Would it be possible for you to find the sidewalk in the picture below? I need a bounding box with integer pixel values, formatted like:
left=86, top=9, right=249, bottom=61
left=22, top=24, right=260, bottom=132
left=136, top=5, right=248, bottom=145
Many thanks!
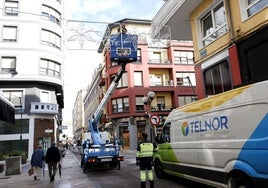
left=0, top=149, right=82, bottom=188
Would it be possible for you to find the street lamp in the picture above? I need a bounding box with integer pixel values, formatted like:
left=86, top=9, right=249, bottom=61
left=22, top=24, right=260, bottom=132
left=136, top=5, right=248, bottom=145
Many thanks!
left=142, top=91, right=156, bottom=142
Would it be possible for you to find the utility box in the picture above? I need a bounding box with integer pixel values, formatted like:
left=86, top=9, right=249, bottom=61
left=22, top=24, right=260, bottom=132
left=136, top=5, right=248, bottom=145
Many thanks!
left=5, top=156, right=21, bottom=175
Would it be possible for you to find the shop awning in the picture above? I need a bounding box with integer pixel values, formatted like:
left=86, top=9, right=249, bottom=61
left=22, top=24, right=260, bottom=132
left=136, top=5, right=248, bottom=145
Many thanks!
left=0, top=94, right=15, bottom=124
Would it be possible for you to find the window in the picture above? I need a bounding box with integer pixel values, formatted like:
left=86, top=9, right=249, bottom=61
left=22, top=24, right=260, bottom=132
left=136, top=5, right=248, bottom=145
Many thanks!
left=160, top=122, right=170, bottom=143
left=156, top=96, right=165, bottom=111
left=137, top=120, right=146, bottom=138
left=40, top=58, right=61, bottom=78
left=117, top=73, right=128, bottom=87
left=204, top=60, right=232, bottom=96
left=178, top=95, right=197, bottom=107
left=200, top=1, right=227, bottom=46
left=237, top=26, right=268, bottom=84
left=135, top=48, right=141, bottom=62
left=150, top=74, right=163, bottom=86
left=2, top=90, right=24, bottom=109
left=149, top=51, right=161, bottom=63
left=41, top=29, right=61, bottom=49
left=5, top=0, right=19, bottom=15
left=135, top=96, right=145, bottom=111
left=134, top=71, right=143, bottom=86
left=42, top=5, right=61, bottom=26
left=174, top=51, right=194, bottom=64
left=240, top=0, right=267, bottom=20
left=176, top=72, right=196, bottom=86
left=0, top=119, right=29, bottom=134
left=112, top=97, right=129, bottom=113
left=1, top=56, right=16, bottom=74
left=40, top=91, right=50, bottom=103
left=3, top=26, right=17, bottom=42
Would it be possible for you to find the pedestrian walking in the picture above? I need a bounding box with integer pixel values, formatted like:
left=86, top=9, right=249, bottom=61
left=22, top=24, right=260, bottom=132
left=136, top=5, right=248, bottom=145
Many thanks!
left=58, top=141, right=65, bottom=178
left=81, top=140, right=87, bottom=167
left=31, top=144, right=45, bottom=181
left=45, top=142, right=61, bottom=182
left=136, top=133, right=156, bottom=188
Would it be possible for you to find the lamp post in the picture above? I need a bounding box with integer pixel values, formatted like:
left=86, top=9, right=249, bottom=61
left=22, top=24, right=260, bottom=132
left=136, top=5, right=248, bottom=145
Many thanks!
left=142, top=91, right=156, bottom=142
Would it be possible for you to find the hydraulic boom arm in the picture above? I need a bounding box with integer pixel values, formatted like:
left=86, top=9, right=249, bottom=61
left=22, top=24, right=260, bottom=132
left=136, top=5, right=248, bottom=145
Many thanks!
left=89, top=63, right=127, bottom=145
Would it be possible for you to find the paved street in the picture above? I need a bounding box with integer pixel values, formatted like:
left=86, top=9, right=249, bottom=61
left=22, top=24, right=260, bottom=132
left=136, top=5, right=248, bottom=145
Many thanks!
left=0, top=149, right=211, bottom=188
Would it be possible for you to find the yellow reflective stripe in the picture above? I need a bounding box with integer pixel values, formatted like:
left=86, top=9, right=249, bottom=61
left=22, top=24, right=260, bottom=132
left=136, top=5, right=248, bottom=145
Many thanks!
left=140, top=170, right=146, bottom=181
left=148, top=170, right=154, bottom=181
left=140, top=143, right=153, bottom=157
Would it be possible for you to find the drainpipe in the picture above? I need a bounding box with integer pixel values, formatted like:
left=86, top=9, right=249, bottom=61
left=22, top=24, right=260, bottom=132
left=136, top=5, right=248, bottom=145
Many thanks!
left=225, top=0, right=236, bottom=44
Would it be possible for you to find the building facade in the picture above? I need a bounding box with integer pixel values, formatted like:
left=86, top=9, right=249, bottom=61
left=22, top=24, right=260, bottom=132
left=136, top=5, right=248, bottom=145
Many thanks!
left=81, top=18, right=196, bottom=150
left=0, top=0, right=64, bottom=160
left=83, top=64, right=105, bottom=138
left=72, top=89, right=86, bottom=144
left=152, top=0, right=268, bottom=99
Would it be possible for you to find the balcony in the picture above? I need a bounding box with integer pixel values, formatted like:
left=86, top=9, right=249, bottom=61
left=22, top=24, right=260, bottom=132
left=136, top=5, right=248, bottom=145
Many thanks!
left=149, top=80, right=174, bottom=86
left=151, top=0, right=202, bottom=40
left=148, top=59, right=171, bottom=64
left=151, top=105, right=174, bottom=112
left=30, top=102, right=58, bottom=115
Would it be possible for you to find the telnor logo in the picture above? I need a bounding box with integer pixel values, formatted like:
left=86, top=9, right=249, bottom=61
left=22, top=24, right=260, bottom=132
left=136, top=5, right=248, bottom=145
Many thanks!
left=182, top=116, right=228, bottom=136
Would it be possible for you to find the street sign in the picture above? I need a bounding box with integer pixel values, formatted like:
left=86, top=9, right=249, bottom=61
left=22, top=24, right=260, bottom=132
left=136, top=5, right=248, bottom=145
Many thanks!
left=45, top=128, right=53, bottom=133
left=58, top=126, right=68, bottom=130
left=150, top=115, right=160, bottom=126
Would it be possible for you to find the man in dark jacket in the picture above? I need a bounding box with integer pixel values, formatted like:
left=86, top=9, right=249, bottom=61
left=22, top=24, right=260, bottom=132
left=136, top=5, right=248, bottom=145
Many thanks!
left=45, top=142, right=61, bottom=182
left=31, top=144, right=45, bottom=181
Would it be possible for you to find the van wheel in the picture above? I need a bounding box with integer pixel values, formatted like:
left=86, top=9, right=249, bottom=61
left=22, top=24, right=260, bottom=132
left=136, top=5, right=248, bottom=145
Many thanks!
left=228, top=175, right=255, bottom=188
left=154, top=160, right=165, bottom=178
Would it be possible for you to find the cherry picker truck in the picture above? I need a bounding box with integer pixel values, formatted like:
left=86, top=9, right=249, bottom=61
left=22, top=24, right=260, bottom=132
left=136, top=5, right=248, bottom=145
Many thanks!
left=82, top=26, right=138, bottom=172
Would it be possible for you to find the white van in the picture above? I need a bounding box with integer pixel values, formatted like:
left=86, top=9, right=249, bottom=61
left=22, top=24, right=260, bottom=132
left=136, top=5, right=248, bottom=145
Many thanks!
left=154, top=80, right=268, bottom=188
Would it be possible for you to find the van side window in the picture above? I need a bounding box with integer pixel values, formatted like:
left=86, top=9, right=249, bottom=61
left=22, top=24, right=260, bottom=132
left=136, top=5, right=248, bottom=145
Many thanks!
left=161, top=123, right=170, bottom=143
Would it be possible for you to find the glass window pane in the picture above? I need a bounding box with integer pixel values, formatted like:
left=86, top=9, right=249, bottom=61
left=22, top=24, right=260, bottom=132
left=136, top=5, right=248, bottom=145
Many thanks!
left=134, top=72, right=142, bottom=86
left=122, top=73, right=128, bottom=87
left=212, top=66, right=222, bottom=94
left=42, top=30, right=49, bottom=41
left=202, top=13, right=213, bottom=37
left=2, top=57, right=15, bottom=68
left=204, top=69, right=214, bottom=95
left=3, top=26, right=17, bottom=40
left=221, top=61, right=232, bottom=91
left=214, top=2, right=226, bottom=28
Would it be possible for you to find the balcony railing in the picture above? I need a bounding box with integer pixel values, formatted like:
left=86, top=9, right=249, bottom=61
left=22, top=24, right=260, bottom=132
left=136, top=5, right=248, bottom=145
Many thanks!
left=148, top=59, right=171, bottom=64
left=149, top=80, right=174, bottom=86
left=151, top=105, right=174, bottom=112
left=30, top=102, right=58, bottom=115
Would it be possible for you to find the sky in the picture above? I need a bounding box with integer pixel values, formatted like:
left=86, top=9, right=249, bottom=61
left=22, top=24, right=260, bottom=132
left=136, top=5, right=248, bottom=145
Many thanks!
left=62, top=0, right=165, bottom=136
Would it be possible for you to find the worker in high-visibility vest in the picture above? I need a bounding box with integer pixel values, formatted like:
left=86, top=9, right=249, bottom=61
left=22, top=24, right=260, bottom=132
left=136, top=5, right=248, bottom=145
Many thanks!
left=136, top=133, right=156, bottom=188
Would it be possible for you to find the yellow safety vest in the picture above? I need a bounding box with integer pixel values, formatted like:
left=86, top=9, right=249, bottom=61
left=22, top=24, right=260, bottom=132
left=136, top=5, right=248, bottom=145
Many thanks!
left=137, top=142, right=154, bottom=158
